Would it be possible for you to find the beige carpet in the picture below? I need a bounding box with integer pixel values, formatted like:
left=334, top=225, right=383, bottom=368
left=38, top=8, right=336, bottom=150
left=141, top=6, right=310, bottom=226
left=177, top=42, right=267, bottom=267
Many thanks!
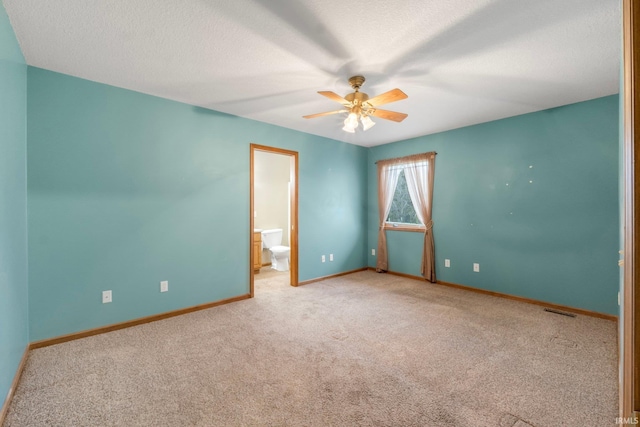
left=4, top=271, right=617, bottom=426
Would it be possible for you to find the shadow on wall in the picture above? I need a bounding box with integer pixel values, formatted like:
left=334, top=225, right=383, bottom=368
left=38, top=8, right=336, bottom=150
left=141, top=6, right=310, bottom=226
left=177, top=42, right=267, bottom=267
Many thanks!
left=191, top=106, right=241, bottom=119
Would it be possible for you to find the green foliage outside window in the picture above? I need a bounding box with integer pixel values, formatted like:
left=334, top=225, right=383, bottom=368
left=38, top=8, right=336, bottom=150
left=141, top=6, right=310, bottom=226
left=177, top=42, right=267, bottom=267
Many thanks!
left=387, top=170, right=420, bottom=224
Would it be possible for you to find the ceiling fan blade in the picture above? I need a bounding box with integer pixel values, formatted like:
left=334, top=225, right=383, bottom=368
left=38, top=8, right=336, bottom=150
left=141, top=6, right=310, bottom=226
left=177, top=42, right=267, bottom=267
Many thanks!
left=318, top=91, right=351, bottom=105
left=365, top=89, right=408, bottom=107
left=369, top=109, right=408, bottom=122
left=303, top=109, right=347, bottom=119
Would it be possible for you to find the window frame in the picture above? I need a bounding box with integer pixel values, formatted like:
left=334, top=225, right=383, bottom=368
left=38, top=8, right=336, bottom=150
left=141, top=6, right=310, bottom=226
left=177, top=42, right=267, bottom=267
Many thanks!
left=382, top=222, right=426, bottom=232
left=383, top=164, right=426, bottom=233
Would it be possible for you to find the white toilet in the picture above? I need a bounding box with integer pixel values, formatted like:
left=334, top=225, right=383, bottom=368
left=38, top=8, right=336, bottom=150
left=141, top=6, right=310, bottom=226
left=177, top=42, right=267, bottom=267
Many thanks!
left=261, top=228, right=290, bottom=272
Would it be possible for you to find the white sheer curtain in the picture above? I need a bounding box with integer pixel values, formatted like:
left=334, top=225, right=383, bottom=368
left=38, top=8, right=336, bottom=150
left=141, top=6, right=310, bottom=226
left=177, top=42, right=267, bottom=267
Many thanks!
left=403, top=152, right=436, bottom=282
left=376, top=162, right=402, bottom=272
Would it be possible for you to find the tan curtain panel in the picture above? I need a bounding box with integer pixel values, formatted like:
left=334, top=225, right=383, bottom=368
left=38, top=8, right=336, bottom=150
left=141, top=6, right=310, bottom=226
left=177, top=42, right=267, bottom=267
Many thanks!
left=376, top=152, right=437, bottom=280
left=403, top=152, right=436, bottom=282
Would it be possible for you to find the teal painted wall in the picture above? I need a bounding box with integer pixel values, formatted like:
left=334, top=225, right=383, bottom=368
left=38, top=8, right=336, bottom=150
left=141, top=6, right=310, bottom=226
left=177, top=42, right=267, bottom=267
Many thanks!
left=23, top=68, right=620, bottom=338
left=0, top=3, right=28, bottom=406
left=27, top=68, right=367, bottom=341
left=368, top=96, right=619, bottom=315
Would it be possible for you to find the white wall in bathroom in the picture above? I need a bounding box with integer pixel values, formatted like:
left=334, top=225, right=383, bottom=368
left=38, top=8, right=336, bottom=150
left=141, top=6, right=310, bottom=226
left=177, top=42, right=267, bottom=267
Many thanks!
left=254, top=150, right=290, bottom=247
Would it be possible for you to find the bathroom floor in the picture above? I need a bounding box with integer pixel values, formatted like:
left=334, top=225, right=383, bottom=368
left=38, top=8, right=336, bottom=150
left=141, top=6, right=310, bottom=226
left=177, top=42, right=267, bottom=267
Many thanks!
left=255, top=266, right=290, bottom=292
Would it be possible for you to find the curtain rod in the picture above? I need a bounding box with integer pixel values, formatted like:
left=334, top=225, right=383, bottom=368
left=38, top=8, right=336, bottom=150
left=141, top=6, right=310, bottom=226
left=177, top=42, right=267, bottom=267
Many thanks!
left=375, top=151, right=437, bottom=164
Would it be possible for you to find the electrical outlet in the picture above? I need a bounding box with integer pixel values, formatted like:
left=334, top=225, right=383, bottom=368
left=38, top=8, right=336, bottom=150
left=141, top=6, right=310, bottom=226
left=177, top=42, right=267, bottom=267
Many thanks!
left=473, top=263, right=480, bottom=272
left=160, top=281, right=168, bottom=293
left=445, top=259, right=450, bottom=268
left=102, top=290, right=112, bottom=304
left=372, top=249, right=376, bottom=256
left=329, top=254, right=334, bottom=261
left=321, top=255, right=326, bottom=263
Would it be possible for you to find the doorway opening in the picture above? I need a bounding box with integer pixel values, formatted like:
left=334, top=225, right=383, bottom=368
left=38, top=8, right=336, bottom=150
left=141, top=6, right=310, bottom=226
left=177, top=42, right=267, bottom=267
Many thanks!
left=250, top=144, right=298, bottom=296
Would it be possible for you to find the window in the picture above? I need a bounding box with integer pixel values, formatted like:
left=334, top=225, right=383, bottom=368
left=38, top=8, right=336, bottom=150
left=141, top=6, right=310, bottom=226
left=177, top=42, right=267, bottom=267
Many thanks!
left=386, top=170, right=420, bottom=225
left=382, top=160, right=430, bottom=232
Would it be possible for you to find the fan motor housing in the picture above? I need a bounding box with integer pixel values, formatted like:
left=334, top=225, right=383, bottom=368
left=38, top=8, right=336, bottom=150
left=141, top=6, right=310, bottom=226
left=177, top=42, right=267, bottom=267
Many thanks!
left=345, top=91, right=369, bottom=105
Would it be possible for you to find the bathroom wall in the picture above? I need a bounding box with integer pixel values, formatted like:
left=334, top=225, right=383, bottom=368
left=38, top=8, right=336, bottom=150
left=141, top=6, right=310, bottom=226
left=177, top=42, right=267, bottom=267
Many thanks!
left=27, top=67, right=368, bottom=341
left=0, top=2, right=28, bottom=410
left=368, top=95, right=619, bottom=315
left=254, top=150, right=290, bottom=248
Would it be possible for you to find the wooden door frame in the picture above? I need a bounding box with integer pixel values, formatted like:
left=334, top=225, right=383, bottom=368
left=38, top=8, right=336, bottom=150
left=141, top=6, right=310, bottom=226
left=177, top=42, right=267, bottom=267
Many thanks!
left=249, top=143, right=299, bottom=297
left=622, top=0, right=639, bottom=418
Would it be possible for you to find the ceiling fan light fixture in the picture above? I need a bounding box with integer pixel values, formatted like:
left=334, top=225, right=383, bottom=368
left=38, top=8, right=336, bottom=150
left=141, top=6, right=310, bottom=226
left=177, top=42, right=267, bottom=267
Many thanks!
left=344, top=112, right=358, bottom=127
left=361, top=115, right=375, bottom=131
left=304, top=76, right=408, bottom=133
left=342, top=111, right=358, bottom=133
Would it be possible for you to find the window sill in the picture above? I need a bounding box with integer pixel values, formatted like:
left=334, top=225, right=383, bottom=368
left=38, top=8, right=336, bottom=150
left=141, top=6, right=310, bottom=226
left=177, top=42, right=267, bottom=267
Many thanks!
left=383, top=224, right=425, bottom=232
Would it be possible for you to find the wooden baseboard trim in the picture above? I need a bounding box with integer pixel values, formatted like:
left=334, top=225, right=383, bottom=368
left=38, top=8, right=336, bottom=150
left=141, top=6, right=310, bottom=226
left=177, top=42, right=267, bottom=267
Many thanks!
left=298, top=267, right=368, bottom=286
left=368, top=267, right=617, bottom=322
left=436, top=279, right=618, bottom=322
left=30, top=293, right=251, bottom=349
left=367, top=267, right=425, bottom=282
left=0, top=344, right=29, bottom=425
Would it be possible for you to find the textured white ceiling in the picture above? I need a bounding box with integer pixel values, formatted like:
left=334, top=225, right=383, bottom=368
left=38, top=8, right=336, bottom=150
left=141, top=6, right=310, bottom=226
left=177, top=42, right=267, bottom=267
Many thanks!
left=3, top=0, right=621, bottom=147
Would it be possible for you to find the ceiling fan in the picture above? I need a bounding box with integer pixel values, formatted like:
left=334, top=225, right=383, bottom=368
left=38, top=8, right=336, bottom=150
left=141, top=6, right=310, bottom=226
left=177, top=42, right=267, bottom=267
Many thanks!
left=303, top=76, right=408, bottom=133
